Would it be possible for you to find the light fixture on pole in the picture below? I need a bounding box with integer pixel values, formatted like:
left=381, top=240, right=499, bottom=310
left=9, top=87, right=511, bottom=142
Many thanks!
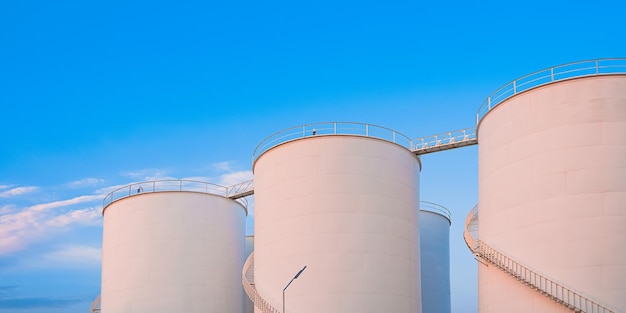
left=282, top=265, right=307, bottom=313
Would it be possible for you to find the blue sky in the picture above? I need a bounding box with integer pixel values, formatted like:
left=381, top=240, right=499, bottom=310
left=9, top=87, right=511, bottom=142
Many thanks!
left=0, top=0, right=624, bottom=312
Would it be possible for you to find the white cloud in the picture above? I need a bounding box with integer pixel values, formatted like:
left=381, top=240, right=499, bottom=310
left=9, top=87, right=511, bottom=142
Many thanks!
left=0, top=186, right=39, bottom=198
left=0, top=204, right=16, bottom=215
left=46, top=207, right=101, bottom=227
left=181, top=176, right=212, bottom=182
left=212, top=161, right=235, bottom=172
left=219, top=170, right=253, bottom=187
left=27, top=195, right=101, bottom=213
left=117, top=163, right=251, bottom=189
left=66, top=178, right=105, bottom=188
left=94, top=183, right=131, bottom=195
left=121, top=168, right=173, bottom=181
left=13, top=245, right=102, bottom=270
left=0, top=184, right=12, bottom=190
left=0, top=195, right=102, bottom=256
left=44, top=245, right=101, bottom=267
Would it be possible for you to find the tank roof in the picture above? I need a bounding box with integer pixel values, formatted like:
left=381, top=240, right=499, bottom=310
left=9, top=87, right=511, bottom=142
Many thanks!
left=102, top=179, right=248, bottom=212
left=420, top=201, right=452, bottom=224
left=476, top=58, right=626, bottom=125
left=252, top=122, right=413, bottom=163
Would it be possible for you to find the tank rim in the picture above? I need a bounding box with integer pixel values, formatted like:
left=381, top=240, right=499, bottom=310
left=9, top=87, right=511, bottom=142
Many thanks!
left=476, top=58, right=626, bottom=127
left=252, top=122, right=415, bottom=165
left=420, top=201, right=452, bottom=224
left=102, top=179, right=248, bottom=215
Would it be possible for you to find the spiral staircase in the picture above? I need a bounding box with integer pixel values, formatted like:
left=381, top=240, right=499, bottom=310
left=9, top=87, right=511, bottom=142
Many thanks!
left=463, top=206, right=615, bottom=313
left=242, top=252, right=283, bottom=313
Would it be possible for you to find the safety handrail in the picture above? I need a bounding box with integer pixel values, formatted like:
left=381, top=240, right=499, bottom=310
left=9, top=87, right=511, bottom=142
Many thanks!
left=476, top=58, right=626, bottom=124
left=463, top=205, right=479, bottom=252
left=475, top=241, right=614, bottom=313
left=463, top=206, right=614, bottom=313
left=420, top=201, right=452, bottom=224
left=252, top=122, right=413, bottom=162
left=89, top=294, right=101, bottom=313
left=102, top=180, right=248, bottom=210
left=411, top=127, right=477, bottom=155
left=242, top=252, right=282, bottom=313
left=227, top=179, right=254, bottom=199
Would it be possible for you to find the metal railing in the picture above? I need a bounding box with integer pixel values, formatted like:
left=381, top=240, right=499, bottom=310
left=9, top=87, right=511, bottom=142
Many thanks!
left=411, top=127, right=477, bottom=155
left=242, top=252, right=282, bottom=313
left=463, top=206, right=614, bottom=313
left=227, top=179, right=254, bottom=199
left=102, top=180, right=248, bottom=210
left=252, top=122, right=413, bottom=162
left=420, top=201, right=452, bottom=224
left=463, top=204, right=479, bottom=252
left=475, top=241, right=614, bottom=313
left=89, top=294, right=101, bottom=313
left=476, top=58, right=626, bottom=124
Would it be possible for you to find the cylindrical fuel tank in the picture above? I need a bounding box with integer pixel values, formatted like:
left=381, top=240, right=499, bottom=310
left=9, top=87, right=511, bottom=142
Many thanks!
left=253, top=123, right=422, bottom=313
left=477, top=74, right=626, bottom=312
left=101, top=180, right=247, bottom=313
left=419, top=201, right=451, bottom=313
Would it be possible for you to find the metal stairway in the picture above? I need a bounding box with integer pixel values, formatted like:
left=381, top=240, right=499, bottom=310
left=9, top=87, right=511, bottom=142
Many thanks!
left=89, top=294, right=101, bottom=313
left=242, top=252, right=282, bottom=313
left=463, top=206, right=615, bottom=313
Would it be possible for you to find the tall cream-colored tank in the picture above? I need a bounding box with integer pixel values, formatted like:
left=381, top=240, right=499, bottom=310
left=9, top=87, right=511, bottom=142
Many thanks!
left=100, top=180, right=247, bottom=313
left=252, top=122, right=422, bottom=313
left=476, top=59, right=626, bottom=313
left=419, top=201, right=451, bottom=313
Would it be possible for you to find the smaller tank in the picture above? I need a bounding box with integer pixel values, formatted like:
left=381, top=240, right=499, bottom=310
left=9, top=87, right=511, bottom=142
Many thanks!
left=419, top=201, right=451, bottom=313
left=100, top=180, right=248, bottom=313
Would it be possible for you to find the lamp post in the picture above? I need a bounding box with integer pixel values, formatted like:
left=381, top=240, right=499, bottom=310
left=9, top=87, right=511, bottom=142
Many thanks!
left=282, top=265, right=307, bottom=313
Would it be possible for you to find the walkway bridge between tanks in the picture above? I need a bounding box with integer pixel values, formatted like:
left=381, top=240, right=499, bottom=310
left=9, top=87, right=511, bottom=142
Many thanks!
left=226, top=179, right=254, bottom=199
left=410, top=127, right=477, bottom=155
left=463, top=206, right=616, bottom=313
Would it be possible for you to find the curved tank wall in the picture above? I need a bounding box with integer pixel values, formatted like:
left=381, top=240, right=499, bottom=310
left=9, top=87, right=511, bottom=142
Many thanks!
left=419, top=202, right=451, bottom=313
left=477, top=75, right=626, bottom=313
left=253, top=133, right=422, bottom=313
left=101, top=190, right=247, bottom=313
left=244, top=235, right=254, bottom=313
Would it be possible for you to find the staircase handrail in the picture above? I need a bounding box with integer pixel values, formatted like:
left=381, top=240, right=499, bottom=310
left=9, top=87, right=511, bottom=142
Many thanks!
left=463, top=205, right=615, bottom=313
left=463, top=204, right=479, bottom=251
left=474, top=240, right=615, bottom=313
left=242, top=252, right=282, bottom=313
left=89, top=294, right=101, bottom=313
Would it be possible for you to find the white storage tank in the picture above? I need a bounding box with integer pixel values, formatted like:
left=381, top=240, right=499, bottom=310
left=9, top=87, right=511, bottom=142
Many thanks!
left=476, top=60, right=626, bottom=313
left=252, top=122, right=422, bottom=313
left=419, top=201, right=451, bottom=313
left=100, top=180, right=247, bottom=313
